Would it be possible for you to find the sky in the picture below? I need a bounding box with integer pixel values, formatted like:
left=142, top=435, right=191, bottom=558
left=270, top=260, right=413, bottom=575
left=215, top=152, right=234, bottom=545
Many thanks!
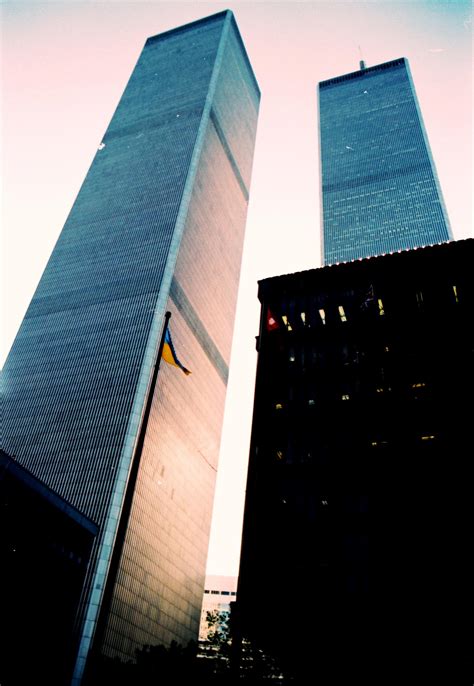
left=1, top=0, right=472, bottom=577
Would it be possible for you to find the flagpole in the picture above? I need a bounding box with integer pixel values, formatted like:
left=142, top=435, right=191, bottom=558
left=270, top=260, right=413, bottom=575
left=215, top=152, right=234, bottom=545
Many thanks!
left=87, top=310, right=172, bottom=672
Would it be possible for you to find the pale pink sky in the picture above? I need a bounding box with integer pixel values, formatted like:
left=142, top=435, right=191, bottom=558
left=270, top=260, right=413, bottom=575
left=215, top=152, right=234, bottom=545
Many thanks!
left=1, top=0, right=472, bottom=576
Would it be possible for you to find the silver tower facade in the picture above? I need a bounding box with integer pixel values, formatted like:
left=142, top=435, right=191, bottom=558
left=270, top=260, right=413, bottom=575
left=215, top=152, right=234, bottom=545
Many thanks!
left=319, top=58, right=452, bottom=265
left=2, top=11, right=259, bottom=683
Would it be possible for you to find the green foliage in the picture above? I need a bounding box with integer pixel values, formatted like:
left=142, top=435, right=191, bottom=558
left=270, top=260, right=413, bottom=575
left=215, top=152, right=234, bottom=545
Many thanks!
left=205, top=608, right=231, bottom=648
left=201, top=608, right=285, bottom=682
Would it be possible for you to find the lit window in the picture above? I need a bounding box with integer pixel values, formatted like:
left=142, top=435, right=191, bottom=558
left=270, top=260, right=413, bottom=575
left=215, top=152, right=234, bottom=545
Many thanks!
left=378, top=299, right=385, bottom=315
left=421, top=435, right=435, bottom=441
left=376, top=387, right=384, bottom=393
left=276, top=450, right=284, bottom=460
left=452, top=285, right=459, bottom=303
left=384, top=345, right=390, bottom=352
left=338, top=305, right=347, bottom=322
left=416, top=291, right=424, bottom=307
left=301, top=311, right=306, bottom=324
left=411, top=382, right=426, bottom=389
left=275, top=403, right=284, bottom=410
left=308, top=399, right=315, bottom=406
left=282, top=315, right=292, bottom=331
left=321, top=499, right=328, bottom=506
left=341, top=394, right=350, bottom=400
left=319, top=308, right=326, bottom=325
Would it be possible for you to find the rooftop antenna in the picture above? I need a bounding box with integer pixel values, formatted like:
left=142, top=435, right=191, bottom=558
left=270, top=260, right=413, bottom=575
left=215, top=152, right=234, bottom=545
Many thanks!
left=358, top=45, right=366, bottom=70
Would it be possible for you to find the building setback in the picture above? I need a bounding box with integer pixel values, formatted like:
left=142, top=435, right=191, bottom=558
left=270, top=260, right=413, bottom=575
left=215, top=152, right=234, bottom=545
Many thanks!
left=319, top=58, right=452, bottom=265
left=2, top=11, right=259, bottom=685
left=237, top=239, right=472, bottom=683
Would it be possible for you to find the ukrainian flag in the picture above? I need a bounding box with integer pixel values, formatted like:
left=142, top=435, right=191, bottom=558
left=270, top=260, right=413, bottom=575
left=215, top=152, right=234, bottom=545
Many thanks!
left=162, top=328, right=191, bottom=375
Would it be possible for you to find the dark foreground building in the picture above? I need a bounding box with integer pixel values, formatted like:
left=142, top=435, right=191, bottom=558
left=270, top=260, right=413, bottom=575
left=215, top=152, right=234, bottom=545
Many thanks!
left=0, top=450, right=98, bottom=686
left=237, top=239, right=472, bottom=683
left=319, top=58, right=452, bottom=265
left=2, top=11, right=259, bottom=685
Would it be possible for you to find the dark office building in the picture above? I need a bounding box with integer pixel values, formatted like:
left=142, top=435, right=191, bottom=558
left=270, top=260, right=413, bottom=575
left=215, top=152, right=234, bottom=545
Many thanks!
left=319, top=58, right=452, bottom=265
left=2, top=11, right=259, bottom=684
left=0, top=449, right=98, bottom=686
left=237, top=239, right=472, bottom=683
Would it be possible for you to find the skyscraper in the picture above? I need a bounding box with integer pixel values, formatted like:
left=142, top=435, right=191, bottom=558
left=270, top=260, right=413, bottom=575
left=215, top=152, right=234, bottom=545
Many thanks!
left=237, top=239, right=472, bottom=683
left=2, top=11, right=259, bottom=684
left=319, top=58, right=452, bottom=265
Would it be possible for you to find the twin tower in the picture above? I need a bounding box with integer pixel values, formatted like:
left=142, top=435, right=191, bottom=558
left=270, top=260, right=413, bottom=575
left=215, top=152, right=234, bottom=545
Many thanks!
left=2, top=10, right=450, bottom=685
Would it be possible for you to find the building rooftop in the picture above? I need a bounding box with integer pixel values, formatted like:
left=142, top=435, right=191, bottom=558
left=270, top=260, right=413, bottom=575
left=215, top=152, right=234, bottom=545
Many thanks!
left=258, top=238, right=470, bottom=295
left=145, top=10, right=261, bottom=97
left=319, top=57, right=407, bottom=89
left=0, top=449, right=98, bottom=536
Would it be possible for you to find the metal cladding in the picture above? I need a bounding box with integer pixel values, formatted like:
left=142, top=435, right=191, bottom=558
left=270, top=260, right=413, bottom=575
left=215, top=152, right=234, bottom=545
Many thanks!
left=319, top=58, right=452, bottom=265
left=2, top=11, right=259, bottom=683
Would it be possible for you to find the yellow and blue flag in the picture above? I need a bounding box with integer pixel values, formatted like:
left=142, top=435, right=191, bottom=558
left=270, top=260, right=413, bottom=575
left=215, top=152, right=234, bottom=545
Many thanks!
left=162, top=328, right=191, bottom=375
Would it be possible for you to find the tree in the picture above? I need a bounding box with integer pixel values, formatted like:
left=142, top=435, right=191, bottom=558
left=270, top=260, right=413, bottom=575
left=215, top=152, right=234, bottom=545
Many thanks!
left=200, top=607, right=287, bottom=684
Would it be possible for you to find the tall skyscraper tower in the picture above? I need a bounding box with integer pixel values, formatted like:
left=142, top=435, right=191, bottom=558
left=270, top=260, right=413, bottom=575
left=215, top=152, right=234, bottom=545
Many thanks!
left=319, top=57, right=452, bottom=265
left=2, top=11, right=259, bottom=685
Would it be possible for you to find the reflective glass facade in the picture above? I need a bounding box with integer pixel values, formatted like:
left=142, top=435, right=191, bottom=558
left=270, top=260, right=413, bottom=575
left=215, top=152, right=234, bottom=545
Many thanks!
left=319, top=58, right=452, bottom=265
left=2, top=11, right=259, bottom=684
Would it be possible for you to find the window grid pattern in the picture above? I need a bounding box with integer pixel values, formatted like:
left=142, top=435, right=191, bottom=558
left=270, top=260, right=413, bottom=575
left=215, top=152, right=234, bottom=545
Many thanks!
left=2, top=9, right=260, bottom=674
left=319, top=58, right=452, bottom=265
left=100, top=17, right=259, bottom=660
left=2, top=15, right=224, bottom=520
